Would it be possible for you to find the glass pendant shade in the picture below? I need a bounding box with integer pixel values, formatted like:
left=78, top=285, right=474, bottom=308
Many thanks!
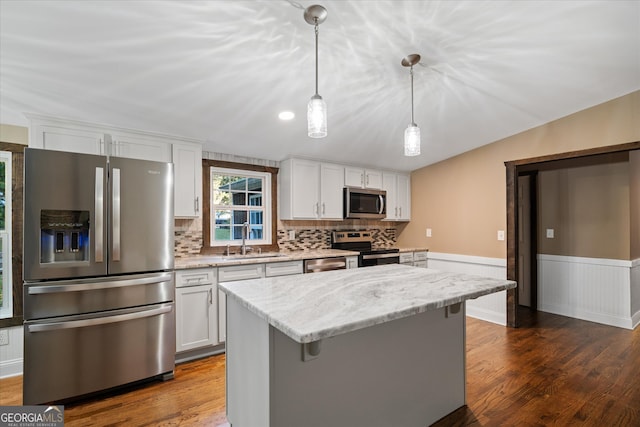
left=404, top=124, right=421, bottom=156
left=307, top=94, right=327, bottom=138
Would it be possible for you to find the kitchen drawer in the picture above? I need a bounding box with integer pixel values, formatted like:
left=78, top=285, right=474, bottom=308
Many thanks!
left=265, top=261, right=303, bottom=277
left=399, top=252, right=414, bottom=264
left=413, top=251, right=428, bottom=261
left=347, top=256, right=359, bottom=269
left=218, top=264, right=265, bottom=282
left=413, top=260, right=428, bottom=268
left=175, top=268, right=216, bottom=288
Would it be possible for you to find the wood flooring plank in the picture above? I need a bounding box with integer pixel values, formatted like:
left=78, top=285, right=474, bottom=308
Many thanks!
left=2, top=310, right=639, bottom=426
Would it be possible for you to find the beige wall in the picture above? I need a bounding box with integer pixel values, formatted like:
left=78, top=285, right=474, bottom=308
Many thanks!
left=0, top=124, right=28, bottom=145
left=631, top=151, right=640, bottom=260
left=538, top=161, right=630, bottom=259
left=398, top=90, right=640, bottom=259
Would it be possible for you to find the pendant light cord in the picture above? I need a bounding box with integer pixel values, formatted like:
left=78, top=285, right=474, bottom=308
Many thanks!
left=410, top=65, right=415, bottom=126
left=314, top=20, right=319, bottom=96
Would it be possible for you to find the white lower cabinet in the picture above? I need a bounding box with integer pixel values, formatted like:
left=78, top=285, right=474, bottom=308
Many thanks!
left=399, top=252, right=414, bottom=265
left=217, top=264, right=266, bottom=344
left=413, top=251, right=428, bottom=268
left=347, top=256, right=359, bottom=269
left=175, top=269, right=218, bottom=353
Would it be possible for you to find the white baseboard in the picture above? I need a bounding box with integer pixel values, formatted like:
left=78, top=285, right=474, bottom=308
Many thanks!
left=0, top=358, right=23, bottom=379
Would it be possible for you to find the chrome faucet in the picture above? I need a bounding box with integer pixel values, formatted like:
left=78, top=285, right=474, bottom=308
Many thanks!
left=241, top=222, right=250, bottom=255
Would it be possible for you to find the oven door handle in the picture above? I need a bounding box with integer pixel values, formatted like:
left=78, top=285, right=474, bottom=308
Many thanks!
left=26, top=304, right=172, bottom=333
left=362, top=253, right=400, bottom=260
left=27, top=273, right=174, bottom=295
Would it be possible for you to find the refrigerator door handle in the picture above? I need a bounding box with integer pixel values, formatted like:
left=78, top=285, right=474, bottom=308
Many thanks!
left=27, top=272, right=174, bottom=295
left=95, top=167, right=104, bottom=263
left=112, top=167, right=121, bottom=261
left=27, top=304, right=172, bottom=333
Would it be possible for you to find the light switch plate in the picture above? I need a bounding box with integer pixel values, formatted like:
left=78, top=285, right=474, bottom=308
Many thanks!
left=288, top=230, right=295, bottom=240
left=426, top=228, right=432, bottom=237
left=0, top=329, right=8, bottom=346
left=546, top=228, right=555, bottom=238
left=497, top=230, right=505, bottom=241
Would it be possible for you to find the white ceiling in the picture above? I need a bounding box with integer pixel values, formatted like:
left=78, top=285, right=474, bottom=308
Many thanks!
left=1, top=1, right=638, bottom=172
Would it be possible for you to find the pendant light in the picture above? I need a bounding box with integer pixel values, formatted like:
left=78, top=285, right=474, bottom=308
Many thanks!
left=304, top=5, right=328, bottom=138
left=401, top=54, right=421, bottom=156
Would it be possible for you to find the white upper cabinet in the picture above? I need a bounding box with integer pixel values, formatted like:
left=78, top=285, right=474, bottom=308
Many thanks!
left=173, top=143, right=202, bottom=218
left=280, top=158, right=344, bottom=220
left=110, top=131, right=172, bottom=162
left=29, top=119, right=106, bottom=155
left=27, top=114, right=203, bottom=219
left=382, top=171, right=411, bottom=221
left=345, top=167, right=383, bottom=189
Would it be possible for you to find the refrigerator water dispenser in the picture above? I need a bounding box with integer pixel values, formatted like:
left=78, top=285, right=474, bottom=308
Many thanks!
left=40, top=210, right=90, bottom=264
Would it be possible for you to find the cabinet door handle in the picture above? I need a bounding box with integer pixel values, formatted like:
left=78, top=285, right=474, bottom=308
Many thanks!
left=315, top=202, right=319, bottom=216
left=360, top=173, right=364, bottom=186
left=395, top=207, right=398, bottom=217
left=366, top=174, right=369, bottom=186
left=399, top=207, right=402, bottom=217
left=195, top=196, right=199, bottom=213
left=209, top=288, right=213, bottom=305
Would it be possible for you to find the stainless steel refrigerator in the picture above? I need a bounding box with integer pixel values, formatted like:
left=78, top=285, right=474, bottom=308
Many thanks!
left=22, top=148, right=175, bottom=405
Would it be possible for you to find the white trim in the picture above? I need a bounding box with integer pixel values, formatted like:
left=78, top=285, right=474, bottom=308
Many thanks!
left=632, top=258, right=640, bottom=268
left=209, top=167, right=272, bottom=247
left=0, top=358, right=22, bottom=379
left=427, top=252, right=507, bottom=267
left=538, top=254, right=632, bottom=268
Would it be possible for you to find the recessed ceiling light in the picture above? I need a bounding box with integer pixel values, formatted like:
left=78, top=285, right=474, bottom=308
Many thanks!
left=279, top=111, right=295, bottom=121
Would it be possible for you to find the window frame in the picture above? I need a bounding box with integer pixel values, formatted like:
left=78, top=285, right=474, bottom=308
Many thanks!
left=209, top=166, right=271, bottom=247
left=0, top=143, right=24, bottom=328
left=201, top=159, right=279, bottom=255
left=0, top=151, right=12, bottom=319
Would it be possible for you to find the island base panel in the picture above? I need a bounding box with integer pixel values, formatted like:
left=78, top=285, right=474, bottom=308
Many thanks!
left=226, top=298, right=466, bottom=427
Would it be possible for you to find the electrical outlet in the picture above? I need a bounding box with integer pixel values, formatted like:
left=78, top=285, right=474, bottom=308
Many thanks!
left=497, top=230, right=505, bottom=241
left=546, top=228, right=555, bottom=238
left=288, top=230, right=295, bottom=240
left=0, top=329, right=8, bottom=346
left=426, top=228, right=432, bottom=237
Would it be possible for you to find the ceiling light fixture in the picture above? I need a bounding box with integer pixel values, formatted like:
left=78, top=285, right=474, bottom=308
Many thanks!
left=304, top=4, right=328, bottom=138
left=279, top=111, right=295, bottom=121
left=401, top=54, right=421, bottom=156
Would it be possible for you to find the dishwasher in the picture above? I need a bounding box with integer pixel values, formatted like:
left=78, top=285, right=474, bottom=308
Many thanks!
left=303, top=257, right=347, bottom=273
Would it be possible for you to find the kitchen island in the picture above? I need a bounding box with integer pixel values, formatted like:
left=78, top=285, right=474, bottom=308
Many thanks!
left=219, top=264, right=516, bottom=427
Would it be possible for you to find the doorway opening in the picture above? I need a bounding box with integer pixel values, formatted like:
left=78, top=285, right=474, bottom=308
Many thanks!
left=505, top=141, right=639, bottom=327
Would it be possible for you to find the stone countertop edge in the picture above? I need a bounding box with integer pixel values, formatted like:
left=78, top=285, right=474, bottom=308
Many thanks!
left=219, top=264, right=516, bottom=344
left=174, top=249, right=360, bottom=269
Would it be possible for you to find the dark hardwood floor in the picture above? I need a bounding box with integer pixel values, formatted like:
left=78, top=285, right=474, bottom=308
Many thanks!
left=1, top=309, right=639, bottom=426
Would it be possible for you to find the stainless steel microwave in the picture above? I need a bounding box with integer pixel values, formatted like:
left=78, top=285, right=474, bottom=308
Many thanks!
left=343, top=187, right=386, bottom=219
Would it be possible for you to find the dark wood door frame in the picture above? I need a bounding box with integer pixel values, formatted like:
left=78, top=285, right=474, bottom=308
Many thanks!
left=505, top=141, right=640, bottom=327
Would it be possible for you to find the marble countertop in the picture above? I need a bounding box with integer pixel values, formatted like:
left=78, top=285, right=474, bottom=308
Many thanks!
left=175, top=249, right=360, bottom=269
left=219, top=264, right=516, bottom=344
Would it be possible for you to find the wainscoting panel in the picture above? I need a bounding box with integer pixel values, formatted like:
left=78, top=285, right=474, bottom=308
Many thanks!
left=538, top=254, right=635, bottom=329
left=426, top=252, right=508, bottom=325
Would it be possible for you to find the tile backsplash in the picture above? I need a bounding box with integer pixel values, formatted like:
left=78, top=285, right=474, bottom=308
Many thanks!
left=174, top=219, right=398, bottom=258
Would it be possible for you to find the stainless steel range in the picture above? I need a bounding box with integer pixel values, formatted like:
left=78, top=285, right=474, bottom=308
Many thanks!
left=331, top=231, right=399, bottom=267
left=23, top=148, right=175, bottom=405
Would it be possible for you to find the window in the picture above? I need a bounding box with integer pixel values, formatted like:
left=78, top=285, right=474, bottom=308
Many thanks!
left=210, top=167, right=271, bottom=246
left=201, top=159, right=279, bottom=254
left=0, top=151, right=12, bottom=319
